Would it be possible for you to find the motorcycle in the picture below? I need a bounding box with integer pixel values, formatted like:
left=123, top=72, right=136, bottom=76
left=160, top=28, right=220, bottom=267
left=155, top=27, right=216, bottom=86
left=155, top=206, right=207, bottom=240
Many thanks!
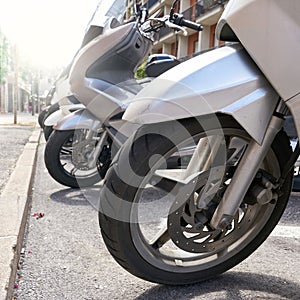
left=38, top=86, right=57, bottom=129
left=98, top=0, right=300, bottom=285
left=40, top=9, right=109, bottom=139
left=44, top=0, right=181, bottom=188
left=39, top=64, right=73, bottom=132
left=43, top=95, right=82, bottom=141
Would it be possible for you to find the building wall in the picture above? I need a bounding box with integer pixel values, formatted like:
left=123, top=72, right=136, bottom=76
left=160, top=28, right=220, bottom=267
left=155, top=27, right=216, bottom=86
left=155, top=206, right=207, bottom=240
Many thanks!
left=1, top=74, right=31, bottom=113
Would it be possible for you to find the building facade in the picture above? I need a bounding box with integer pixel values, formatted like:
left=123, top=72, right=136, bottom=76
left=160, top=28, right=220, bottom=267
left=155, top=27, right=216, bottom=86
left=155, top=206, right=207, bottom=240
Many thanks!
left=126, top=0, right=228, bottom=59
left=0, top=75, right=31, bottom=113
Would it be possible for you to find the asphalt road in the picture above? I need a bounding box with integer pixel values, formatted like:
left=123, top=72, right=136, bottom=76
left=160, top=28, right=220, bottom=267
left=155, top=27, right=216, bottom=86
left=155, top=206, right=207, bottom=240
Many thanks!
left=14, top=138, right=300, bottom=299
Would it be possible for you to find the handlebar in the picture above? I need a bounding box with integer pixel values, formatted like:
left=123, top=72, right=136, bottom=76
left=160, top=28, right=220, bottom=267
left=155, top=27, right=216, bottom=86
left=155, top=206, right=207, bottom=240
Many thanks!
left=172, top=13, right=203, bottom=31
left=141, top=12, right=203, bottom=39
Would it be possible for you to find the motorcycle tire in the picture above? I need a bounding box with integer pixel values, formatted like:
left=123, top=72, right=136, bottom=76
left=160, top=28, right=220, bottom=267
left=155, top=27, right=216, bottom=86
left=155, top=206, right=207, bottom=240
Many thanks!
left=45, top=129, right=102, bottom=188
left=43, top=125, right=53, bottom=141
left=39, top=103, right=60, bottom=129
left=99, top=116, right=293, bottom=285
left=38, top=107, right=49, bottom=129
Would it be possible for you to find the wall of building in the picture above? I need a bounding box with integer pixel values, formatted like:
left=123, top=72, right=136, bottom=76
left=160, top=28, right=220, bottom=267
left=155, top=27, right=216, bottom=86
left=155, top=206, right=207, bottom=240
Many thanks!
left=0, top=75, right=30, bottom=113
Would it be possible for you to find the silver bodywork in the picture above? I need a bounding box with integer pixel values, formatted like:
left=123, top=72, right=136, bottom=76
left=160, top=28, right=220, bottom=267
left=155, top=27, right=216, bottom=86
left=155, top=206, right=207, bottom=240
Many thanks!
left=217, top=0, right=300, bottom=101
left=123, top=44, right=278, bottom=144
left=55, top=19, right=151, bottom=131
left=56, top=0, right=300, bottom=142
left=69, top=23, right=136, bottom=106
left=217, top=0, right=300, bottom=141
left=44, top=104, right=85, bottom=127
left=286, top=94, right=300, bottom=144
left=120, top=0, right=300, bottom=231
left=53, top=109, right=102, bottom=132
left=122, top=0, right=300, bottom=142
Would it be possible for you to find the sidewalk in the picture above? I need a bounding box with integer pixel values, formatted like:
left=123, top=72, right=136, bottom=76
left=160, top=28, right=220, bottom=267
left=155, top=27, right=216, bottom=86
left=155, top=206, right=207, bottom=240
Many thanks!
left=0, top=112, right=38, bottom=126
left=0, top=112, right=41, bottom=300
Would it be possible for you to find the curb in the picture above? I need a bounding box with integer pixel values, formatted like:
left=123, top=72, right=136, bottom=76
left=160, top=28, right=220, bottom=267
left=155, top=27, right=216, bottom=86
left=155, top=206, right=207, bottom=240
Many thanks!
left=0, top=126, right=41, bottom=300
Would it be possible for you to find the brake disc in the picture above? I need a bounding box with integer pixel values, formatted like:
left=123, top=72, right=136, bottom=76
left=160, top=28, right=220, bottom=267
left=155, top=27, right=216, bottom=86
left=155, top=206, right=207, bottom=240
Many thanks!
left=167, top=171, right=227, bottom=254
left=72, top=139, right=96, bottom=170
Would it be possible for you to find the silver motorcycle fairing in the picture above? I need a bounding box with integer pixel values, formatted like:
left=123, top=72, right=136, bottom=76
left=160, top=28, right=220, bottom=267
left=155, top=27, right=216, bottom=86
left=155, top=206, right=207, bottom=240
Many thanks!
left=123, top=44, right=279, bottom=144
left=70, top=22, right=150, bottom=107
left=44, top=109, right=65, bottom=127
left=286, top=93, right=300, bottom=142
left=44, top=104, right=85, bottom=127
left=53, top=108, right=102, bottom=132
left=217, top=0, right=300, bottom=101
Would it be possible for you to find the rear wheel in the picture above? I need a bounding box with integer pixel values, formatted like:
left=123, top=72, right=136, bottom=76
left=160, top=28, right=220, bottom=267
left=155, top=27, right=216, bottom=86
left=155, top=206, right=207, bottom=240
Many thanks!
left=45, top=129, right=109, bottom=188
left=99, top=116, right=293, bottom=285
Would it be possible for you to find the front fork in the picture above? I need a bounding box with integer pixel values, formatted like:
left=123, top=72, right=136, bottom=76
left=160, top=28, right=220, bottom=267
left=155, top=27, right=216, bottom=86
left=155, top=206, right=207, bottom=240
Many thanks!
left=87, top=129, right=108, bottom=169
left=210, top=115, right=284, bottom=230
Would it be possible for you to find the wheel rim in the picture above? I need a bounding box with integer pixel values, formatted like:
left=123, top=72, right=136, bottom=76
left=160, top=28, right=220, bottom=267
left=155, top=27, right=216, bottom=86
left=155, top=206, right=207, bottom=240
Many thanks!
left=58, top=130, right=100, bottom=180
left=130, top=128, right=280, bottom=273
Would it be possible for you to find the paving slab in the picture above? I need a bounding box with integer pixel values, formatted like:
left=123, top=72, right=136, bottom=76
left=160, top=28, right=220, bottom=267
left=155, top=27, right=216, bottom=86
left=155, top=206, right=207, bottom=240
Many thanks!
left=0, top=126, right=41, bottom=300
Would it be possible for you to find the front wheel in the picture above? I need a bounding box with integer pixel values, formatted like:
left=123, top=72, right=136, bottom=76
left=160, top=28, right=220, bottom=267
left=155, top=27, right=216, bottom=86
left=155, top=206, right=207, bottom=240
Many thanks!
left=43, top=125, right=53, bottom=141
left=45, top=129, right=110, bottom=188
left=38, top=107, right=49, bottom=128
left=99, top=116, right=293, bottom=285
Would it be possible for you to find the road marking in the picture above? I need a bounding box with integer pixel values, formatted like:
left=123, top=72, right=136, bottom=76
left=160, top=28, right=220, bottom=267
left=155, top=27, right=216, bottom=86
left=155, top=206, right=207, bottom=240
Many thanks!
left=271, top=225, right=300, bottom=239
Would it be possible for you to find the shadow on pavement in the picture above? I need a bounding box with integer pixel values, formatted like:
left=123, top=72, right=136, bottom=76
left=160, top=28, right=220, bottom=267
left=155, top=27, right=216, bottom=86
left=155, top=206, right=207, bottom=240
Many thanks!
left=49, top=185, right=101, bottom=208
left=281, top=194, right=300, bottom=226
left=136, top=272, right=299, bottom=300
left=47, top=188, right=299, bottom=299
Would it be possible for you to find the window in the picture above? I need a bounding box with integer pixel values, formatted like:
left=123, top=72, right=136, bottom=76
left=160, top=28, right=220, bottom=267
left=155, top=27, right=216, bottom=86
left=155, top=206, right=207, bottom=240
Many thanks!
left=188, top=33, right=199, bottom=56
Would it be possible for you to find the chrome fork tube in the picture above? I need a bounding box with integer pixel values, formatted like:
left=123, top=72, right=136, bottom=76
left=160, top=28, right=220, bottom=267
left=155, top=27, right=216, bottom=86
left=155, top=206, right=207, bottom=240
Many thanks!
left=183, top=135, right=223, bottom=180
left=87, top=130, right=108, bottom=169
left=210, top=115, right=284, bottom=230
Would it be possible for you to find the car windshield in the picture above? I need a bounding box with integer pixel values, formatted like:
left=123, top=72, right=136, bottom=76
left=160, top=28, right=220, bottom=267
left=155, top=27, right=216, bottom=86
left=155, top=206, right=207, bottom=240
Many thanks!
left=86, top=0, right=127, bottom=30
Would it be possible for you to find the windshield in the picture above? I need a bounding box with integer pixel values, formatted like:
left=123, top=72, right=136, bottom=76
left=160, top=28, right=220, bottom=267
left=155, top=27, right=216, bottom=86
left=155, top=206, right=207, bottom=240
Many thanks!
left=86, top=0, right=127, bottom=30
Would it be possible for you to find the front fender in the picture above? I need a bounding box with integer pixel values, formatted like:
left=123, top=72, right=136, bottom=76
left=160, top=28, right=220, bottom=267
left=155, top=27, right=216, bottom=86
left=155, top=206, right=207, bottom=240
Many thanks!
left=53, top=109, right=102, bottom=131
left=123, top=44, right=279, bottom=144
left=44, top=104, right=85, bottom=126
left=44, top=109, right=66, bottom=127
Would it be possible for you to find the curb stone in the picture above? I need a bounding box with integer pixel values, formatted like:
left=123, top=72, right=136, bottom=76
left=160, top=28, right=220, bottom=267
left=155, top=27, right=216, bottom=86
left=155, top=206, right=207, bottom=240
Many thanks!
left=0, top=126, right=41, bottom=300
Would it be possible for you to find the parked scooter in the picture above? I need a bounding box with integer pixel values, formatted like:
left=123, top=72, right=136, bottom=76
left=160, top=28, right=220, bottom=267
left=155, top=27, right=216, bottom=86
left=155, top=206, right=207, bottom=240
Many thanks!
left=38, top=86, right=57, bottom=129
left=43, top=95, right=82, bottom=140
left=39, top=69, right=73, bottom=142
left=40, top=8, right=110, bottom=139
left=38, top=63, right=73, bottom=131
left=44, top=0, right=182, bottom=188
left=98, top=0, right=300, bottom=285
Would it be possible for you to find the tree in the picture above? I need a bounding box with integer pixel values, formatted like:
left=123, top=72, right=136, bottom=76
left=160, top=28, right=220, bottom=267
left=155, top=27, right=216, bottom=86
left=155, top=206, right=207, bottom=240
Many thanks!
left=135, top=60, right=147, bottom=80
left=0, top=30, right=10, bottom=83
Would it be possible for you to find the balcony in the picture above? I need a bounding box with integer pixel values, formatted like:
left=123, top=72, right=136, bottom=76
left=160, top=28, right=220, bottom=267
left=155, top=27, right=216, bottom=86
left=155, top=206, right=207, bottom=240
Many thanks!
left=156, top=0, right=227, bottom=39
left=182, top=0, right=227, bottom=22
left=156, top=26, right=173, bottom=40
left=145, top=0, right=175, bottom=10
left=146, top=0, right=159, bottom=9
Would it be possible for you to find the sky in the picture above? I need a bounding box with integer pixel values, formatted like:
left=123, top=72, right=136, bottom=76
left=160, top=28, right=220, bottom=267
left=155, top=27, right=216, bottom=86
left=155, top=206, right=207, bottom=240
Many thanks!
left=0, top=0, right=101, bottom=71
